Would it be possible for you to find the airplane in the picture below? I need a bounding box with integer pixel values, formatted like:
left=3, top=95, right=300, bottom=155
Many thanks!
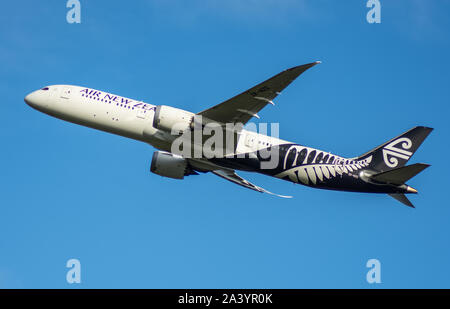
left=24, top=61, right=433, bottom=207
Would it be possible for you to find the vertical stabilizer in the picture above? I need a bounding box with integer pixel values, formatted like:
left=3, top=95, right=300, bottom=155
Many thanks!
left=358, top=126, right=433, bottom=172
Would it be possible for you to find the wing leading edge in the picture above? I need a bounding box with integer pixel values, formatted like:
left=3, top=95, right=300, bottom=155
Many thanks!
left=197, top=61, right=321, bottom=125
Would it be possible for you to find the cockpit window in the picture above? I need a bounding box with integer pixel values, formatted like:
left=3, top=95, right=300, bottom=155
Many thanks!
left=41, top=87, right=49, bottom=91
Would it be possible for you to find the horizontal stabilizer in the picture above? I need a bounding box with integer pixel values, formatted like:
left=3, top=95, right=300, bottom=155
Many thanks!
left=371, top=163, right=430, bottom=185
left=388, top=193, right=415, bottom=208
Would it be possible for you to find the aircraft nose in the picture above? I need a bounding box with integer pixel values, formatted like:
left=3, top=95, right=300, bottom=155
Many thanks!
left=24, top=91, right=37, bottom=107
left=24, top=87, right=50, bottom=109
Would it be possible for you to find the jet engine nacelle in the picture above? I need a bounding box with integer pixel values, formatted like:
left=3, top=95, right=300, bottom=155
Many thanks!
left=150, top=151, right=190, bottom=179
left=153, top=105, right=194, bottom=135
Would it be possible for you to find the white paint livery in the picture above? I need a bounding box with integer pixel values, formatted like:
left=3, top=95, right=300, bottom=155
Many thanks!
left=24, top=63, right=433, bottom=207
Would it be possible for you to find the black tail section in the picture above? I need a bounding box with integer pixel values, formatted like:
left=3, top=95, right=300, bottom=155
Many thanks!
left=358, top=126, right=433, bottom=172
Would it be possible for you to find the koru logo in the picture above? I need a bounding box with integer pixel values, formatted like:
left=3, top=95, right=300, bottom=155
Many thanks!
left=382, top=137, right=413, bottom=168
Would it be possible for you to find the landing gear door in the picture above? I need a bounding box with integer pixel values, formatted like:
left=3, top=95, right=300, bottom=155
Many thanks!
left=60, top=87, right=72, bottom=99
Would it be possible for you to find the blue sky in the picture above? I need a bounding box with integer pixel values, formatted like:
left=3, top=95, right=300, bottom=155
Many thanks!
left=1, top=0, right=449, bottom=288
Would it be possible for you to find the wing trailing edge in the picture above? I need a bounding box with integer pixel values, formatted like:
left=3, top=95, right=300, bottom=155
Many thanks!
left=197, top=61, right=321, bottom=125
left=211, top=169, right=292, bottom=198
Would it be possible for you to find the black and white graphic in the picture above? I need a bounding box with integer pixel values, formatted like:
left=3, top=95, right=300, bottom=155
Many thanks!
left=382, top=138, right=413, bottom=168
left=25, top=63, right=433, bottom=207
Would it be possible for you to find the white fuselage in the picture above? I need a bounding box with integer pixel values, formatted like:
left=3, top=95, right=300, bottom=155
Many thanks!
left=23, top=68, right=428, bottom=204
left=25, top=85, right=356, bottom=183
left=25, top=85, right=294, bottom=156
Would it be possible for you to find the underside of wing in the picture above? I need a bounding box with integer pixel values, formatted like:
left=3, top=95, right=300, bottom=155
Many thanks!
left=197, top=61, right=320, bottom=125
left=211, top=169, right=292, bottom=198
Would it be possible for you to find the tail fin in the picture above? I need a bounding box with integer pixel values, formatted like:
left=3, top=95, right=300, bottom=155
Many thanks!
left=371, top=163, right=430, bottom=185
left=358, top=126, right=433, bottom=172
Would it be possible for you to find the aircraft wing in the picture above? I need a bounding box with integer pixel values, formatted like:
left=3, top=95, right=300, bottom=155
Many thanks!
left=211, top=169, right=292, bottom=198
left=197, top=62, right=320, bottom=125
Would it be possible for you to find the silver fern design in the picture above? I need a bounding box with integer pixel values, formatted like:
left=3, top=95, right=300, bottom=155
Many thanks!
left=382, top=137, right=413, bottom=168
left=275, top=145, right=373, bottom=185
left=24, top=61, right=433, bottom=207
